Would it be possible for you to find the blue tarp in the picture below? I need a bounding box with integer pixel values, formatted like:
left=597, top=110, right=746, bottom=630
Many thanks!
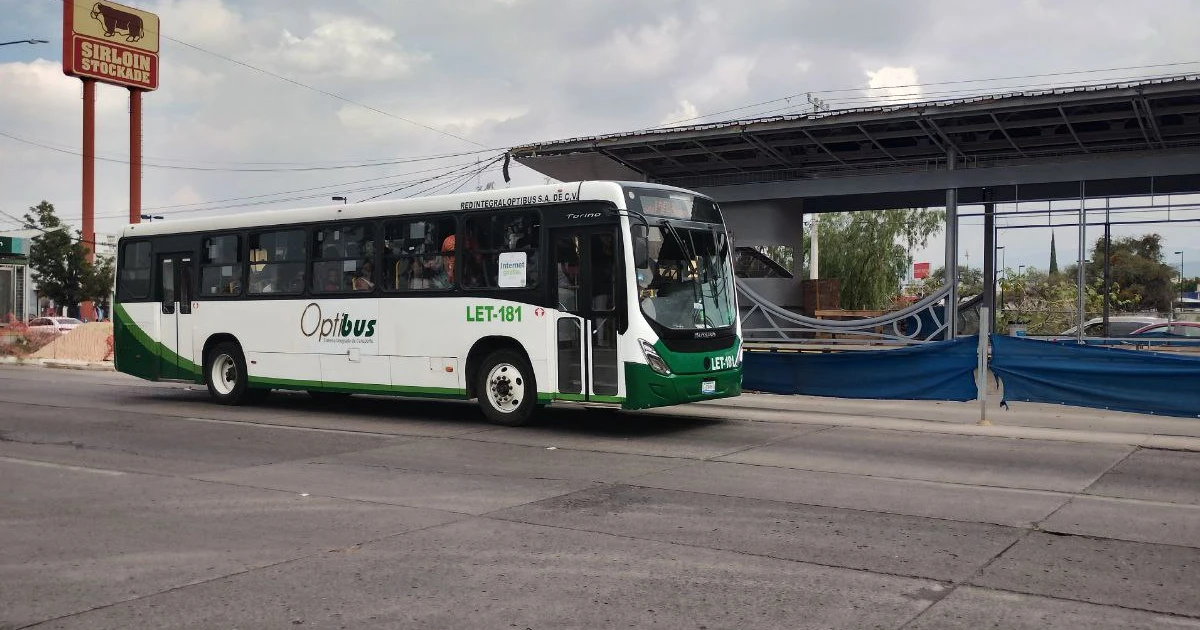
left=743, top=336, right=979, bottom=401
left=991, top=334, right=1200, bottom=417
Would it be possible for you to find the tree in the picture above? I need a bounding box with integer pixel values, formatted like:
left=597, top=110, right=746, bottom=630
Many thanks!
left=1049, top=233, right=1059, bottom=277
left=922, top=265, right=984, bottom=298
left=21, top=201, right=115, bottom=318
left=998, top=266, right=1136, bottom=334
left=1082, top=233, right=1174, bottom=312
left=811, top=208, right=945, bottom=310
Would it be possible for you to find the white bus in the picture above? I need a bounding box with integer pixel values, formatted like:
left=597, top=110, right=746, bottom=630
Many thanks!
left=113, top=181, right=742, bottom=425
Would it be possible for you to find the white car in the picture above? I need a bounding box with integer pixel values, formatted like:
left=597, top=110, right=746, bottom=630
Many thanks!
left=1059, top=315, right=1166, bottom=338
left=27, top=317, right=83, bottom=334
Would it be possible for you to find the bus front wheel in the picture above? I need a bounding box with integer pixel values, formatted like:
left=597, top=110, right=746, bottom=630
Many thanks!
left=477, top=349, right=536, bottom=426
left=206, top=342, right=263, bottom=405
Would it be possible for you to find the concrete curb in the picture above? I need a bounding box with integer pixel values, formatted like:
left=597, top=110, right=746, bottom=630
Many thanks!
left=0, top=356, right=115, bottom=371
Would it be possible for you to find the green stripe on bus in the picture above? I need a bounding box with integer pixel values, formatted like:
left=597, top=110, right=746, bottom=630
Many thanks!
left=114, top=304, right=202, bottom=381
left=247, top=375, right=468, bottom=399
left=554, top=393, right=625, bottom=404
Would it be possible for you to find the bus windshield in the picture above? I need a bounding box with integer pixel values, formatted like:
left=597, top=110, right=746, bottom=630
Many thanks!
left=634, top=222, right=736, bottom=331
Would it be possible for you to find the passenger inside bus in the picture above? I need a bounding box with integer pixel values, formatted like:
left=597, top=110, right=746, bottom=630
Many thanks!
left=441, top=234, right=457, bottom=283
left=250, top=267, right=276, bottom=294
left=352, top=260, right=375, bottom=291
left=406, top=258, right=433, bottom=289
left=557, top=260, right=580, bottom=311
left=322, top=267, right=342, bottom=292
left=443, top=232, right=481, bottom=286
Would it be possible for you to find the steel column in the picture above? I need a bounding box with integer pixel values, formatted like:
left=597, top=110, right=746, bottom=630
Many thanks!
left=1076, top=182, right=1087, bottom=343
left=1103, top=198, right=1111, bottom=337
left=945, top=149, right=958, bottom=338
left=982, top=188, right=995, bottom=337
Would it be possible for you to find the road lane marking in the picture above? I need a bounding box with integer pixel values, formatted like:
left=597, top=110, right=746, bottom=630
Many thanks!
left=0, top=455, right=125, bottom=476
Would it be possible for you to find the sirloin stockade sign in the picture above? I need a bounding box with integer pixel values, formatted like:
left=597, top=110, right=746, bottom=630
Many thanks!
left=63, top=1, right=160, bottom=91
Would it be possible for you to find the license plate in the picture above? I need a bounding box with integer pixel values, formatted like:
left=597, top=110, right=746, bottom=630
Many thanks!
left=701, top=380, right=716, bottom=395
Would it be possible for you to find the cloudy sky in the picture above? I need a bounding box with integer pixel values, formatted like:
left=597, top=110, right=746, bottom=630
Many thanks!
left=2, top=0, right=1200, bottom=277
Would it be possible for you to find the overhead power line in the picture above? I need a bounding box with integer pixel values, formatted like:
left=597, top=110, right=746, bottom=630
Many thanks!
left=357, top=155, right=505, bottom=202
left=78, top=154, right=511, bottom=220
left=133, top=159, right=491, bottom=213
left=0, top=129, right=494, bottom=172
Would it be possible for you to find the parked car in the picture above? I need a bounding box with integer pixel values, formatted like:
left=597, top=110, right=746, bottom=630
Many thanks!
left=1058, top=315, right=1166, bottom=338
left=27, top=317, right=83, bottom=334
left=1128, top=321, right=1200, bottom=338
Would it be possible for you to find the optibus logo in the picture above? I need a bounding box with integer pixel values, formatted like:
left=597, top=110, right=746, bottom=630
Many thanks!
left=300, top=303, right=376, bottom=342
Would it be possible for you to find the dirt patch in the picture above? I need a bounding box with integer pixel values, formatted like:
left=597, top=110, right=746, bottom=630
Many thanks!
left=30, top=323, right=114, bottom=362
left=0, top=323, right=59, bottom=357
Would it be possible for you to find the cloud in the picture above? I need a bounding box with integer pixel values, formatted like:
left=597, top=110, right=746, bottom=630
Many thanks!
left=151, top=0, right=249, bottom=50
left=661, top=100, right=699, bottom=127
left=594, top=16, right=683, bottom=77
left=1, top=0, right=1200, bottom=255
left=865, top=66, right=921, bottom=103
left=273, top=18, right=430, bottom=81
left=677, top=55, right=758, bottom=106
left=336, top=103, right=529, bottom=142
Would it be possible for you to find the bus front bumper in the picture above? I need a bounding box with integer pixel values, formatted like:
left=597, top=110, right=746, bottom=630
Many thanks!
left=622, top=363, right=743, bottom=410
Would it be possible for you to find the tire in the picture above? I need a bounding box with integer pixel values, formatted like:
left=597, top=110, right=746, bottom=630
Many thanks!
left=476, top=349, right=537, bottom=426
left=205, top=341, right=260, bottom=405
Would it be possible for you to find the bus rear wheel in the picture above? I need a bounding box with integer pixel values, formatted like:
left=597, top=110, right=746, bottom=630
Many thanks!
left=206, top=342, right=263, bottom=405
left=477, top=349, right=536, bottom=426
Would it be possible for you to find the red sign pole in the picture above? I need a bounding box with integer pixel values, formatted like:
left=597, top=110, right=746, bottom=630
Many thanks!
left=63, top=0, right=160, bottom=322
left=81, top=78, right=96, bottom=321
left=130, top=88, right=142, bottom=224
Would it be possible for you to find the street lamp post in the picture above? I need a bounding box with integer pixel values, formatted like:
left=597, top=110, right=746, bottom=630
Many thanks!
left=332, top=196, right=347, bottom=204
left=139, top=214, right=164, bottom=222
left=0, top=38, right=49, bottom=46
left=1177, top=250, right=1185, bottom=316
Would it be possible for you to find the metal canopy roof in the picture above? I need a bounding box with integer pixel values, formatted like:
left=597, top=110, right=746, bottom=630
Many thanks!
left=511, top=75, right=1200, bottom=190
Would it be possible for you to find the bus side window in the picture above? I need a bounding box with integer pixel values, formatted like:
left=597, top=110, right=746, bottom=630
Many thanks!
left=312, top=224, right=375, bottom=294
left=199, top=234, right=242, bottom=296
left=383, top=218, right=455, bottom=291
left=249, top=229, right=306, bottom=296
left=118, top=241, right=152, bottom=300
left=462, top=211, right=540, bottom=290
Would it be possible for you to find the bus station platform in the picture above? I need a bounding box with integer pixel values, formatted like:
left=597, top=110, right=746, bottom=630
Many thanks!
left=665, top=391, right=1200, bottom=453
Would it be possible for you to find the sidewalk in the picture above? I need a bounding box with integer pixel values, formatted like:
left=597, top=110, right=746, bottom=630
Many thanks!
left=680, top=391, right=1200, bottom=452
left=0, top=356, right=115, bottom=371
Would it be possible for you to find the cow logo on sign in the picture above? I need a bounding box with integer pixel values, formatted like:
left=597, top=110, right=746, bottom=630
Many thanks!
left=90, top=2, right=146, bottom=43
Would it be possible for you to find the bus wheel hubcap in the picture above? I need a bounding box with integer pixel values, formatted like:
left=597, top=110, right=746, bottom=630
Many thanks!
left=212, top=354, right=237, bottom=395
left=486, top=363, right=524, bottom=413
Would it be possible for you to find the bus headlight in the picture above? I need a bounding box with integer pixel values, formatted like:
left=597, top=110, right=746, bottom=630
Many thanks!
left=638, top=338, right=672, bottom=376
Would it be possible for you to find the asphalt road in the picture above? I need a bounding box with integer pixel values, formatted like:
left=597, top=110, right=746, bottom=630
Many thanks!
left=1, top=365, right=1198, bottom=629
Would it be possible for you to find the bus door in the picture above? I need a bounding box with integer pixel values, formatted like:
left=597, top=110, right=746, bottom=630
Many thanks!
left=155, top=253, right=194, bottom=380
left=550, top=228, right=620, bottom=400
